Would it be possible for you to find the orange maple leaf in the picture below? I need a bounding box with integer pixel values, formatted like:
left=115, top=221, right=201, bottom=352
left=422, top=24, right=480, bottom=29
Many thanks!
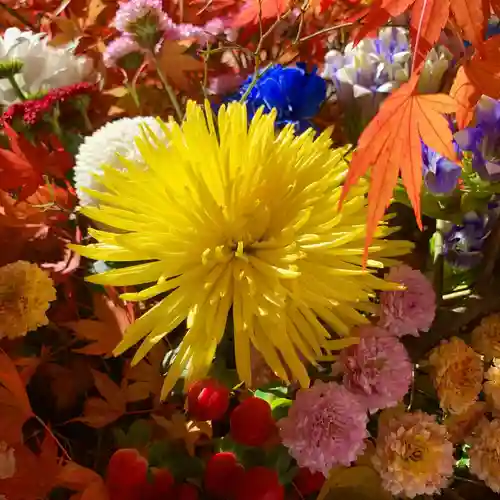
left=340, top=75, right=457, bottom=260
left=66, top=291, right=131, bottom=357
left=0, top=436, right=63, bottom=500
left=157, top=41, right=205, bottom=91
left=231, top=0, right=290, bottom=28
left=451, top=35, right=500, bottom=128
left=57, top=461, right=109, bottom=500
left=0, top=349, right=35, bottom=443
left=75, top=369, right=127, bottom=428
left=126, top=343, right=167, bottom=406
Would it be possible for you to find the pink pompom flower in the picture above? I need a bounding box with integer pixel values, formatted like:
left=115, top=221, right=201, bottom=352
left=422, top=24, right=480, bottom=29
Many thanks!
left=338, top=333, right=413, bottom=412
left=279, top=381, right=368, bottom=475
left=378, top=265, right=436, bottom=337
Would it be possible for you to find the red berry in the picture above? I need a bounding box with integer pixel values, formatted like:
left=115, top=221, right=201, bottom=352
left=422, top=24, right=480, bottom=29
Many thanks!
left=187, top=379, right=230, bottom=421
left=142, top=467, right=175, bottom=499
left=235, top=467, right=284, bottom=500
left=173, top=483, right=200, bottom=500
left=106, top=449, right=148, bottom=500
left=293, top=468, right=325, bottom=495
left=204, top=452, right=245, bottom=499
left=230, top=397, right=275, bottom=446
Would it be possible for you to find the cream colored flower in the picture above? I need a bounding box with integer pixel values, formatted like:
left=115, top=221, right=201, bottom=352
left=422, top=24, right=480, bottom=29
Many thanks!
left=0, top=442, right=15, bottom=480
left=428, top=337, right=483, bottom=415
left=484, top=359, right=500, bottom=411
left=472, top=314, right=500, bottom=361
left=469, top=419, right=500, bottom=493
left=372, top=411, right=454, bottom=498
left=0, top=261, right=56, bottom=339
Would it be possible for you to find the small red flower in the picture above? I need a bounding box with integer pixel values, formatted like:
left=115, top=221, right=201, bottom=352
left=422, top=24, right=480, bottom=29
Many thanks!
left=293, top=467, right=325, bottom=495
left=204, top=452, right=245, bottom=499
left=230, top=397, right=275, bottom=446
left=106, top=448, right=148, bottom=500
left=173, top=483, right=200, bottom=500
left=187, top=379, right=230, bottom=421
left=235, top=467, right=284, bottom=500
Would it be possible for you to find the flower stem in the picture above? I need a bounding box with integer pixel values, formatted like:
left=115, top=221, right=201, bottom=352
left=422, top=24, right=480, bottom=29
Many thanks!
left=7, top=74, right=26, bottom=101
left=432, top=219, right=445, bottom=304
left=152, top=58, right=183, bottom=123
left=35, top=415, right=72, bottom=461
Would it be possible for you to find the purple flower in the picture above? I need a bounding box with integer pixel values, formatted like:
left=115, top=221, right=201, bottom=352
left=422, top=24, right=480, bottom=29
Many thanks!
left=421, top=142, right=461, bottom=194
left=113, top=0, right=174, bottom=49
left=278, top=381, right=368, bottom=475
left=103, top=35, right=143, bottom=68
left=443, top=211, right=493, bottom=269
left=338, top=333, right=413, bottom=413
left=378, top=265, right=436, bottom=337
left=454, top=96, right=500, bottom=182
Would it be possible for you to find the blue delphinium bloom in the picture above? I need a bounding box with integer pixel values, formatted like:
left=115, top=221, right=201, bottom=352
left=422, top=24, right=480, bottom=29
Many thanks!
left=454, top=96, right=500, bottom=182
left=234, top=63, right=326, bottom=133
left=421, top=142, right=462, bottom=194
left=443, top=208, right=499, bottom=268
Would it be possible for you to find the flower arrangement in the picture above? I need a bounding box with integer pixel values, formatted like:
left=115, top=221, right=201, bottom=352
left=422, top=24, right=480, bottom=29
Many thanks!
left=1, top=1, right=500, bottom=499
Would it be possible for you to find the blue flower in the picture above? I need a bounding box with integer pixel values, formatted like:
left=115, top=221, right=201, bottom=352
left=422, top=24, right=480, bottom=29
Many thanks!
left=234, top=63, right=326, bottom=133
left=443, top=210, right=497, bottom=268
left=421, top=142, right=461, bottom=194
left=454, top=96, right=500, bottom=182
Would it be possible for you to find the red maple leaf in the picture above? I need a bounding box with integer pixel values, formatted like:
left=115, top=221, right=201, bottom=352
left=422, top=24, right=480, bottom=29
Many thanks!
left=0, top=124, right=74, bottom=199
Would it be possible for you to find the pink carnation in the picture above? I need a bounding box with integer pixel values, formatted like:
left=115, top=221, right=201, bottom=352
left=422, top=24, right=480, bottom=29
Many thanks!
left=378, top=265, right=436, bottom=337
left=114, top=0, right=173, bottom=36
left=279, top=381, right=368, bottom=475
left=338, top=334, right=413, bottom=412
left=103, top=35, right=143, bottom=68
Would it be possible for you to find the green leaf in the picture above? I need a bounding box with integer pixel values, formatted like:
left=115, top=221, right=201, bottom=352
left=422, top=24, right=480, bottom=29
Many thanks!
left=271, top=398, right=292, bottom=420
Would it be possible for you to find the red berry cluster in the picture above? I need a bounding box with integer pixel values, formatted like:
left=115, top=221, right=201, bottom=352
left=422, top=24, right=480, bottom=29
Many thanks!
left=106, top=448, right=198, bottom=500
left=204, top=452, right=284, bottom=500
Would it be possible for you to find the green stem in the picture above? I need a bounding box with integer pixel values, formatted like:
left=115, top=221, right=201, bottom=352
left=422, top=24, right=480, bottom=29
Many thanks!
left=432, top=219, right=446, bottom=303
left=153, top=59, right=183, bottom=123
left=7, top=75, right=26, bottom=101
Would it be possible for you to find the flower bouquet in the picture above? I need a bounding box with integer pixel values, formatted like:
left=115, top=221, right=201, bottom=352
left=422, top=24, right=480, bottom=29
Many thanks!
left=1, top=0, right=500, bottom=499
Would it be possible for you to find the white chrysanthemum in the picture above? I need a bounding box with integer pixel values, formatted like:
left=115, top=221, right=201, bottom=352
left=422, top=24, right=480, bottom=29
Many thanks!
left=0, top=27, right=92, bottom=106
left=74, top=117, right=166, bottom=207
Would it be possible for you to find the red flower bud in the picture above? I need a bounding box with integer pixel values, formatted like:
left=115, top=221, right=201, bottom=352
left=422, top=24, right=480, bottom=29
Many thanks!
left=187, top=379, right=230, bottom=421
left=204, top=452, right=245, bottom=499
left=293, top=467, right=325, bottom=495
left=235, top=467, right=284, bottom=500
left=142, top=467, right=175, bottom=499
left=230, top=397, right=275, bottom=446
left=106, top=448, right=148, bottom=500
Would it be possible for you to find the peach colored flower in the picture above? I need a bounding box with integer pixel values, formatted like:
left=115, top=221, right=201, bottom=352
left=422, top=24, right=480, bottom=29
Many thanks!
left=469, top=419, right=500, bottom=493
left=372, top=411, right=454, bottom=498
left=428, top=337, right=483, bottom=415
left=484, top=359, right=500, bottom=411
left=444, top=402, right=487, bottom=444
left=472, top=313, right=500, bottom=361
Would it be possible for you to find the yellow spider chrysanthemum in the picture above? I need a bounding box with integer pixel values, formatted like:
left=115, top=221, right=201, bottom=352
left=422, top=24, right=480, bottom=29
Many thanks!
left=0, top=260, right=56, bottom=339
left=71, top=101, right=412, bottom=399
